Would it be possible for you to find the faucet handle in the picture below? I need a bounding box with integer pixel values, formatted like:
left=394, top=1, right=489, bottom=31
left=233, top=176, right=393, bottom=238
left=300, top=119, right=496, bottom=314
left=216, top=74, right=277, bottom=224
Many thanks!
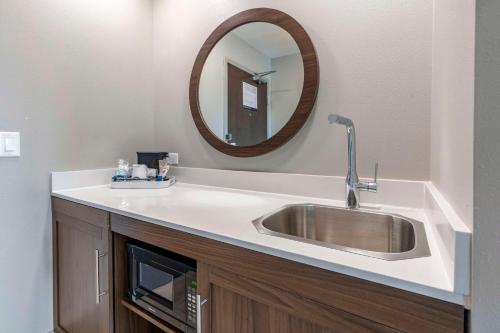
left=359, top=163, right=378, bottom=193
left=365, top=162, right=379, bottom=192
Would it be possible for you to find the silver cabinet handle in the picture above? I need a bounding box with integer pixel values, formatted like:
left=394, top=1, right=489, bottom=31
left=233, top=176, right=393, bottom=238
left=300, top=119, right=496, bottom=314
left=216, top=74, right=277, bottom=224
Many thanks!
left=196, top=294, right=208, bottom=333
left=95, top=250, right=108, bottom=304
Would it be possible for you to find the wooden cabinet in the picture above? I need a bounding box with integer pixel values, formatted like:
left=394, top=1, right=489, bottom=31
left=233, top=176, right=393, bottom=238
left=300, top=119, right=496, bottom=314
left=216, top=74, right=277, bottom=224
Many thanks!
left=197, top=263, right=397, bottom=333
left=52, top=198, right=112, bottom=333
left=53, top=201, right=465, bottom=333
left=111, top=213, right=465, bottom=333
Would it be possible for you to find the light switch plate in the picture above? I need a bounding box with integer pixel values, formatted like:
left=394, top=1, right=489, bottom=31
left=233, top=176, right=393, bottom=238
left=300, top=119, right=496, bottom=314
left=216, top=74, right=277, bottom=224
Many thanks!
left=0, top=132, right=21, bottom=157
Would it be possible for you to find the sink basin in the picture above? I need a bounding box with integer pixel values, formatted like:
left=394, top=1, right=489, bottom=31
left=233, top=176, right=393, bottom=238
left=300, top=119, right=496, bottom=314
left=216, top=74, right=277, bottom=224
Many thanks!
left=253, top=204, right=430, bottom=260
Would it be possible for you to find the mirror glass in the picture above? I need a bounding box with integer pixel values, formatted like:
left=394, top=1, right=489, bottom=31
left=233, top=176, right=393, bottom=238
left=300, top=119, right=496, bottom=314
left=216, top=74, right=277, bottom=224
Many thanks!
left=199, top=22, right=304, bottom=147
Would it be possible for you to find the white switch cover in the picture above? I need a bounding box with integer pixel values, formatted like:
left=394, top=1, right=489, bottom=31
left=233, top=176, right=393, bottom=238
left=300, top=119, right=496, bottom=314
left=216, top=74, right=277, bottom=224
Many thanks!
left=1, top=132, right=20, bottom=157
left=167, top=152, right=179, bottom=165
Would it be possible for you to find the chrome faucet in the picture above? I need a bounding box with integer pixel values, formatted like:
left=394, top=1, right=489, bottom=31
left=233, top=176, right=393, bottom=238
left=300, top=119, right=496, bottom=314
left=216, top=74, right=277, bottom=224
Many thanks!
left=328, top=114, right=378, bottom=209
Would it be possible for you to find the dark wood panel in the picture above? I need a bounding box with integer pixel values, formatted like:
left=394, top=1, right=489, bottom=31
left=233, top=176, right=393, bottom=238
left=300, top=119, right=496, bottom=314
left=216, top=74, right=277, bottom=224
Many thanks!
left=53, top=197, right=109, bottom=228
left=189, top=8, right=319, bottom=157
left=53, top=205, right=61, bottom=332
left=111, top=213, right=464, bottom=333
left=273, top=310, right=337, bottom=333
left=52, top=198, right=112, bottom=333
left=197, top=262, right=211, bottom=333
left=119, top=311, right=166, bottom=333
left=54, top=212, right=104, bottom=240
left=211, top=284, right=272, bottom=333
left=114, top=233, right=133, bottom=333
left=121, top=300, right=181, bottom=333
left=202, top=263, right=396, bottom=333
left=207, top=266, right=397, bottom=333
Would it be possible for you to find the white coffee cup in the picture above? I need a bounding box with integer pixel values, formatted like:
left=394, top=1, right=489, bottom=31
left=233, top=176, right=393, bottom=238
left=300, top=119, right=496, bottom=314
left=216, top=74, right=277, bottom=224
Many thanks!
left=131, top=164, right=148, bottom=179
left=147, top=168, right=158, bottom=178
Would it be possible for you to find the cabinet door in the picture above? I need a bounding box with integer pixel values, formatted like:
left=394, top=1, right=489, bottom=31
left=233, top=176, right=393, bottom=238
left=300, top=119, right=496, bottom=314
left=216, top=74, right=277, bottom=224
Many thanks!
left=197, top=263, right=397, bottom=333
left=53, top=199, right=112, bottom=333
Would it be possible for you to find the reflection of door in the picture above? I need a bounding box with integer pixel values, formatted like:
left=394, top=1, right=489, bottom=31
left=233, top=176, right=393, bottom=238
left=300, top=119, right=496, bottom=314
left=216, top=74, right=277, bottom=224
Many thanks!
left=227, top=63, right=268, bottom=146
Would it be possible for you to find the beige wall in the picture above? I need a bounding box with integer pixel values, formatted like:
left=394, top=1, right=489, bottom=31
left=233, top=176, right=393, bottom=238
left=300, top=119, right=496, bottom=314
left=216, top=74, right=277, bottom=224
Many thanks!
left=430, top=0, right=475, bottom=229
left=0, top=1, right=155, bottom=332
left=153, top=0, right=433, bottom=180
left=473, top=0, right=500, bottom=331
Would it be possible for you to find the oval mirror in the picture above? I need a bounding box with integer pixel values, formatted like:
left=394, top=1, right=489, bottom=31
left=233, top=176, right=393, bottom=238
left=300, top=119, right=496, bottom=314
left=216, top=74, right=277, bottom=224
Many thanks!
left=190, top=8, right=319, bottom=157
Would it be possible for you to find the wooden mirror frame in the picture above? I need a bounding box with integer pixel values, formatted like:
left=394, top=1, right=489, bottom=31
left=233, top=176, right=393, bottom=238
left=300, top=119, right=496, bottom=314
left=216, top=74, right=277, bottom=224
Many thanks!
left=189, top=8, right=319, bottom=157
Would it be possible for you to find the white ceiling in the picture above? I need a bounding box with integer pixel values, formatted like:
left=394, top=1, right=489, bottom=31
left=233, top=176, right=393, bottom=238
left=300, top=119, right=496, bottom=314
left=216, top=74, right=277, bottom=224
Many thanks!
left=231, top=22, right=300, bottom=59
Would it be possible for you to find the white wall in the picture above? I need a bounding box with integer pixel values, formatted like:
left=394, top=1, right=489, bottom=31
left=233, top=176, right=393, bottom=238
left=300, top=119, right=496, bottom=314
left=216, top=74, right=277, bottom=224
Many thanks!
left=0, top=1, right=155, bottom=332
left=270, top=54, right=304, bottom=136
left=199, top=33, right=270, bottom=139
left=430, top=1, right=500, bottom=331
left=430, top=0, right=475, bottom=229
left=153, top=0, right=433, bottom=180
left=473, top=0, right=500, bottom=331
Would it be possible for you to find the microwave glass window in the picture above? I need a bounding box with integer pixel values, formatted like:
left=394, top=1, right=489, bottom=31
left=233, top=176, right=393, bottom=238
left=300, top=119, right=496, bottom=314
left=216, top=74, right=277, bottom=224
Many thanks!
left=139, top=262, right=174, bottom=302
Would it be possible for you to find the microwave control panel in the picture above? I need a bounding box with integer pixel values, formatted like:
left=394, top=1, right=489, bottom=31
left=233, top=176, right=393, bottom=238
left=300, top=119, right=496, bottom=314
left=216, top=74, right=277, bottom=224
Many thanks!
left=186, top=273, right=197, bottom=327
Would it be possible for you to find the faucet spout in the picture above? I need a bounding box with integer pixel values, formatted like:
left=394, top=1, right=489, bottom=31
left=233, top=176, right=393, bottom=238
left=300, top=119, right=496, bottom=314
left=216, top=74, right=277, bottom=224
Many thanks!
left=328, top=114, right=378, bottom=209
left=328, top=114, right=354, bottom=127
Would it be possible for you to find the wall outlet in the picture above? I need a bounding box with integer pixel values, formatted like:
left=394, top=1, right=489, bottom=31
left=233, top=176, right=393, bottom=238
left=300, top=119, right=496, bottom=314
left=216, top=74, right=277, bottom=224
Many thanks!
left=167, top=152, right=179, bottom=165
left=0, top=132, right=20, bottom=157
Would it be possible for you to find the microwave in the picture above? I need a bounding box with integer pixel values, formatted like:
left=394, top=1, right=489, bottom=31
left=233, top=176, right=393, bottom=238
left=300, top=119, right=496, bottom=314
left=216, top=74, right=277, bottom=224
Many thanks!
left=127, top=243, right=197, bottom=333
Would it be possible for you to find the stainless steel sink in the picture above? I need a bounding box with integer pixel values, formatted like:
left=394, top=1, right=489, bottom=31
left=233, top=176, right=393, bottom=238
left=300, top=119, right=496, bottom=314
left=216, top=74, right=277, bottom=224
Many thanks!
left=253, top=204, right=430, bottom=260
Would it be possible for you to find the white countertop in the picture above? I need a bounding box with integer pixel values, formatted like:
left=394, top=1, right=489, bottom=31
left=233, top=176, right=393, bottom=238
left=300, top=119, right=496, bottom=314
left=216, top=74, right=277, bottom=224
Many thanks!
left=52, top=178, right=467, bottom=305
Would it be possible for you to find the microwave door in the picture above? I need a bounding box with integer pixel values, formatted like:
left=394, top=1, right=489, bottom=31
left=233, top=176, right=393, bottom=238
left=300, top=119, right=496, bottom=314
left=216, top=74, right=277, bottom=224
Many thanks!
left=136, top=261, right=187, bottom=321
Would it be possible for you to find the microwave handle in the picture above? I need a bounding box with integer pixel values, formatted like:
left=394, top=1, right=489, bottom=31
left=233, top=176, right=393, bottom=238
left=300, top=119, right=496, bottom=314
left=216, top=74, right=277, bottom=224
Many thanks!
left=95, top=250, right=108, bottom=304
left=196, top=295, right=208, bottom=333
